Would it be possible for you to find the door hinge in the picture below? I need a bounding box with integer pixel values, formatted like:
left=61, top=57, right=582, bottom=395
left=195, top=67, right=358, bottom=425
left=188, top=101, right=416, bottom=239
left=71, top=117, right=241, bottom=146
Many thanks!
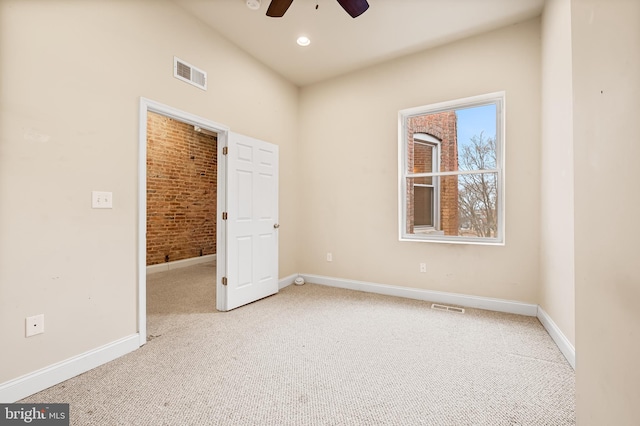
left=222, top=276, right=228, bottom=286
left=222, top=212, right=228, bottom=220
left=222, top=146, right=228, bottom=155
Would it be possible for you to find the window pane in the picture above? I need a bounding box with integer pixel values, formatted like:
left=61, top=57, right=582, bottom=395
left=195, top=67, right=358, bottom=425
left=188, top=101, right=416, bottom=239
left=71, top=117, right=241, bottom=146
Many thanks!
left=456, top=104, right=497, bottom=172
left=457, top=173, right=498, bottom=238
left=405, top=173, right=498, bottom=239
left=406, top=104, right=497, bottom=173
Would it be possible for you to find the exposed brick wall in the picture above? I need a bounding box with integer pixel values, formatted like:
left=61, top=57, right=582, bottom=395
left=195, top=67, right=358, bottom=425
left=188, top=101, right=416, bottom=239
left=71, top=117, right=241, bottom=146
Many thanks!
left=146, top=112, right=217, bottom=265
left=406, top=112, right=458, bottom=235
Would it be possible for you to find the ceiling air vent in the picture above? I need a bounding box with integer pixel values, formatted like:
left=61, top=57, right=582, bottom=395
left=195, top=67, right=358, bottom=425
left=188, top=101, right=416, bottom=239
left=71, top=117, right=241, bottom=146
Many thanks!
left=173, top=57, right=207, bottom=91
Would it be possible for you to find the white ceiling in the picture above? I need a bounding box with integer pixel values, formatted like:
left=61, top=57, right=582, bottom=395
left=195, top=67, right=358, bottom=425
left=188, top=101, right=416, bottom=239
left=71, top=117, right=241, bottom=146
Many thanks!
left=175, top=0, right=544, bottom=86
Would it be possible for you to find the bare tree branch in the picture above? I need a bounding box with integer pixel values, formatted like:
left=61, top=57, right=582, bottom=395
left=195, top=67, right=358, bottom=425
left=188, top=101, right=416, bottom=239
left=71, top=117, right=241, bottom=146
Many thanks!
left=458, top=132, right=497, bottom=237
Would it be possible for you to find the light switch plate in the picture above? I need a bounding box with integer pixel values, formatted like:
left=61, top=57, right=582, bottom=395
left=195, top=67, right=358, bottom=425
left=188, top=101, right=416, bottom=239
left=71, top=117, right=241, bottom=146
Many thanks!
left=92, top=191, right=113, bottom=209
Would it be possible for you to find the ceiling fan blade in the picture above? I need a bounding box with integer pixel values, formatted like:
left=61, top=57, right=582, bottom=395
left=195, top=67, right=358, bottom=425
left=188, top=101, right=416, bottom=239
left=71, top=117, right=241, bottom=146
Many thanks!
left=336, top=0, right=369, bottom=18
left=266, top=0, right=294, bottom=17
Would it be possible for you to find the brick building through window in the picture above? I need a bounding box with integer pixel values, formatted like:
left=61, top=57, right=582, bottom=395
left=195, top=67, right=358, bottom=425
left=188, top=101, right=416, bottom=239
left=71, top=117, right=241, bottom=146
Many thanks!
left=406, top=111, right=458, bottom=236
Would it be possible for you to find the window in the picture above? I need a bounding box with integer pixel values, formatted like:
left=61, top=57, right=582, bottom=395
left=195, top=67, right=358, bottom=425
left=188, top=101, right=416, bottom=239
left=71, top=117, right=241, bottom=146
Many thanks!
left=399, top=92, right=504, bottom=244
left=412, top=133, right=440, bottom=231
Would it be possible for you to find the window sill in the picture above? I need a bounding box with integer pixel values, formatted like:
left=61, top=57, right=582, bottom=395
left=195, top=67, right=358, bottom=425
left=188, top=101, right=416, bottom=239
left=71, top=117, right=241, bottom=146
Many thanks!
left=399, top=235, right=505, bottom=246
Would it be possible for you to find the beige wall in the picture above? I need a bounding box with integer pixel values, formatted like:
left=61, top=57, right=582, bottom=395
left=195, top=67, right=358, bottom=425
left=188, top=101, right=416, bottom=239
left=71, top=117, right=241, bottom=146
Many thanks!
left=298, top=19, right=542, bottom=302
left=540, top=0, right=575, bottom=345
left=0, top=0, right=299, bottom=383
left=571, top=0, right=640, bottom=423
left=12, top=2, right=635, bottom=421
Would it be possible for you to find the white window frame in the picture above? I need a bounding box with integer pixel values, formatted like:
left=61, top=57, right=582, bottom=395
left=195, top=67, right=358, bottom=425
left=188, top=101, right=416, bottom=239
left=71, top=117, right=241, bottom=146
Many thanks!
left=398, top=92, right=505, bottom=245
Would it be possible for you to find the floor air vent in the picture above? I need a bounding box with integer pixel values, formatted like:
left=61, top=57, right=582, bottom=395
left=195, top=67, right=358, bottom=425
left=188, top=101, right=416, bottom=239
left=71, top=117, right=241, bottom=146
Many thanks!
left=174, top=57, right=207, bottom=90
left=431, top=303, right=465, bottom=314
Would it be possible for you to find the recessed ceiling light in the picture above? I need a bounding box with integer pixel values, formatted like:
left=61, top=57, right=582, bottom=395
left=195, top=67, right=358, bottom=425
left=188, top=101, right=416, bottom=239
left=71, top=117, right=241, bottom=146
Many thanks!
left=296, top=36, right=311, bottom=47
left=246, top=0, right=261, bottom=10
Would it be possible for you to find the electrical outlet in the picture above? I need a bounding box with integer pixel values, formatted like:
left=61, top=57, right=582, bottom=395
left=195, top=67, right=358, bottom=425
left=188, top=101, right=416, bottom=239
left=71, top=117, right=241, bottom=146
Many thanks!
left=326, top=252, right=333, bottom=262
left=420, top=262, right=427, bottom=273
left=26, top=314, right=45, bottom=337
left=92, top=191, right=113, bottom=209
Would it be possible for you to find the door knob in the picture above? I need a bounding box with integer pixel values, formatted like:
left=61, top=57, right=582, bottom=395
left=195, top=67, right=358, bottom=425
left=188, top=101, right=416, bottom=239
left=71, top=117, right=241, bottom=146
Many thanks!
left=274, top=223, right=280, bottom=229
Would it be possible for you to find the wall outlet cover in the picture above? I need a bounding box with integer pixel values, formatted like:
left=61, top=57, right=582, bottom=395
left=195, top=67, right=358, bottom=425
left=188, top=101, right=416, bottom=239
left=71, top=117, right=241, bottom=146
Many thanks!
left=26, top=314, right=45, bottom=337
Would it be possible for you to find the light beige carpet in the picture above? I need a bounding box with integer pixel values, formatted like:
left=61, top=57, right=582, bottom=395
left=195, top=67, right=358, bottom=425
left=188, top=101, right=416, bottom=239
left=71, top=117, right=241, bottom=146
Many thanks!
left=22, top=262, right=575, bottom=425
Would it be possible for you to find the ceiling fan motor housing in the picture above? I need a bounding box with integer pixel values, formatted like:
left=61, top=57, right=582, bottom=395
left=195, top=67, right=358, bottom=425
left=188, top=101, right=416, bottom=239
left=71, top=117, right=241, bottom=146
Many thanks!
left=267, top=0, right=368, bottom=18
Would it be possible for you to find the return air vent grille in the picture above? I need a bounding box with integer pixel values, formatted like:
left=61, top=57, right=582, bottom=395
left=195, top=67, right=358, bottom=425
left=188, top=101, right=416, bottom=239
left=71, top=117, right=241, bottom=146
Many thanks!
left=173, top=56, right=207, bottom=91
left=431, top=303, right=465, bottom=314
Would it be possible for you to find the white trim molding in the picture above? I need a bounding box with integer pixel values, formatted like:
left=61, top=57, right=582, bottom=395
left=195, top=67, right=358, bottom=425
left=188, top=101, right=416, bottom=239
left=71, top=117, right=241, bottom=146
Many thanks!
left=0, top=334, right=140, bottom=403
left=301, top=274, right=575, bottom=369
left=537, top=306, right=576, bottom=369
left=279, top=274, right=297, bottom=290
left=1, top=275, right=575, bottom=402
left=302, top=274, right=538, bottom=316
left=147, top=254, right=216, bottom=275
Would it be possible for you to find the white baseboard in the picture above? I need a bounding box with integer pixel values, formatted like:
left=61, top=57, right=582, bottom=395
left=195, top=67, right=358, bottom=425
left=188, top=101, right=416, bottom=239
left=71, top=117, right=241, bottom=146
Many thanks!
left=0, top=334, right=140, bottom=403
left=1, top=276, right=570, bottom=403
left=279, top=274, right=297, bottom=290
left=537, top=306, right=576, bottom=369
left=302, top=274, right=576, bottom=368
left=302, top=274, right=539, bottom=317
left=146, top=254, right=216, bottom=275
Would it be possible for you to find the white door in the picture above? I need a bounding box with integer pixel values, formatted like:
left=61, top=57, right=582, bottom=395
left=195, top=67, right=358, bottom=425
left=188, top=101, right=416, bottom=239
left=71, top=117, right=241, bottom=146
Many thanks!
left=217, top=132, right=279, bottom=311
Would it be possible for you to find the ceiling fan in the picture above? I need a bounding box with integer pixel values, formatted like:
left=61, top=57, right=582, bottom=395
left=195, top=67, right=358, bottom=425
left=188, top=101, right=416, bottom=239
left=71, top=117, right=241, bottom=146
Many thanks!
left=266, top=0, right=369, bottom=18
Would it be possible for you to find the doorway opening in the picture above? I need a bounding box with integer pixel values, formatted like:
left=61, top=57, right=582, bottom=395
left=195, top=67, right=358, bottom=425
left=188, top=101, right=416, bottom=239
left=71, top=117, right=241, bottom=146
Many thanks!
left=145, top=112, right=217, bottom=338
left=138, top=98, right=229, bottom=347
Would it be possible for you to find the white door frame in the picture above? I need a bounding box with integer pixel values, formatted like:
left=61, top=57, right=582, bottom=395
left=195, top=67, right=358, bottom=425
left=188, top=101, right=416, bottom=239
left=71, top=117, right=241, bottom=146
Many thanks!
left=137, top=97, right=229, bottom=347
